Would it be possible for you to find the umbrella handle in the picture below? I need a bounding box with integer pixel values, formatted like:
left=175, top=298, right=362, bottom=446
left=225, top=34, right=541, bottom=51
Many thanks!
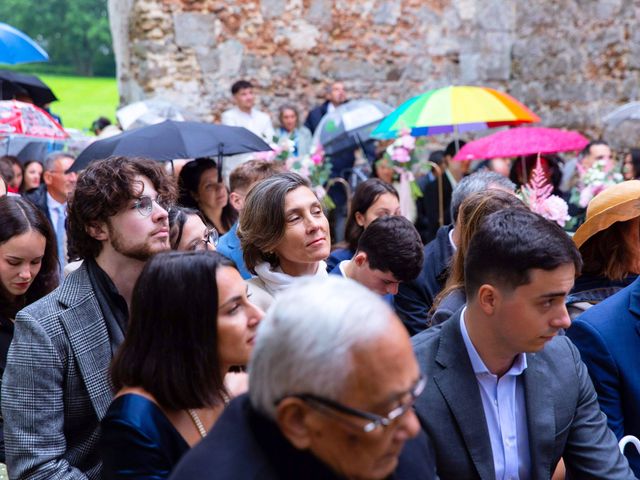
left=217, top=143, right=224, bottom=183
left=427, top=161, right=445, bottom=226
left=326, top=177, right=352, bottom=205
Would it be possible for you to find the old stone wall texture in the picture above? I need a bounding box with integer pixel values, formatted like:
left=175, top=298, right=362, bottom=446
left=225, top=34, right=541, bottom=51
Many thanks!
left=110, top=0, right=640, bottom=146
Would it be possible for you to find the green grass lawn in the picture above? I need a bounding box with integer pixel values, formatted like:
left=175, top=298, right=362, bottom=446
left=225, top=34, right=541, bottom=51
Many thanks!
left=38, top=74, right=118, bottom=132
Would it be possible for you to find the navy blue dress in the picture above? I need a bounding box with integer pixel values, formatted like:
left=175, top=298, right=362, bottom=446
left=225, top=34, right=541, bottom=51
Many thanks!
left=100, top=394, right=190, bottom=479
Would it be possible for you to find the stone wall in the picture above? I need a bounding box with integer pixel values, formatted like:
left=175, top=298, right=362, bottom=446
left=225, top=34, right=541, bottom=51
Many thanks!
left=108, top=0, right=640, bottom=146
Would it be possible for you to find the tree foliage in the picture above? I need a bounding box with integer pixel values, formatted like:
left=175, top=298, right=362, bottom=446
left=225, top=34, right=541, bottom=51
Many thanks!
left=0, top=0, right=115, bottom=76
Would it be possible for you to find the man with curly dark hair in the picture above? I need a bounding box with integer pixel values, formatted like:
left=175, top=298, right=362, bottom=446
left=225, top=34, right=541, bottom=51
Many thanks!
left=2, top=156, right=176, bottom=479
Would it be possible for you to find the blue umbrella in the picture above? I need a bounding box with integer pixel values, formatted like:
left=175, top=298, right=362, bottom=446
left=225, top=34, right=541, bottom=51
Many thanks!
left=0, top=23, right=49, bottom=64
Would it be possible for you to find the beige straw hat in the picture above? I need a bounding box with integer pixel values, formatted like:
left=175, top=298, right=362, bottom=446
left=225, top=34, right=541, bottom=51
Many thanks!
left=573, top=180, right=640, bottom=248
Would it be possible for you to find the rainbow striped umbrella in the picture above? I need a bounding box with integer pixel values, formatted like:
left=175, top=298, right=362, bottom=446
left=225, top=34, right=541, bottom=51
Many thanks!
left=371, top=85, right=540, bottom=139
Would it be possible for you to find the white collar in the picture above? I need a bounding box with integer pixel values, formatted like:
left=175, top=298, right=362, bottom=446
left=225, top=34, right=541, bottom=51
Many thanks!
left=459, top=307, right=527, bottom=377
left=47, top=192, right=65, bottom=210
left=254, top=261, right=328, bottom=296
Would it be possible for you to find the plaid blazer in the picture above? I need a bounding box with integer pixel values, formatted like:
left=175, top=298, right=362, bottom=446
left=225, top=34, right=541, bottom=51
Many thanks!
left=1, top=263, right=121, bottom=479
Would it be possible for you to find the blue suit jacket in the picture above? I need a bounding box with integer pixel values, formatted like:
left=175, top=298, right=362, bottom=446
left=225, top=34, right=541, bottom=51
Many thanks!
left=567, top=277, right=640, bottom=476
left=217, top=223, right=251, bottom=280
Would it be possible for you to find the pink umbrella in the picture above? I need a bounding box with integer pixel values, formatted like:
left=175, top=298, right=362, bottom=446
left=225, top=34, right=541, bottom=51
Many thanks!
left=453, top=127, right=589, bottom=161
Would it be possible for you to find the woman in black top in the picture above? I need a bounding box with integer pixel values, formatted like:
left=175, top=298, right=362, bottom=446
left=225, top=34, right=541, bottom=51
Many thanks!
left=0, top=196, right=59, bottom=461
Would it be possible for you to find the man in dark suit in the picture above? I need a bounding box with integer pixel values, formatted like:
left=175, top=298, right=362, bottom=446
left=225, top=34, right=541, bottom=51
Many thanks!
left=304, top=82, right=347, bottom=135
left=2, top=157, right=176, bottom=479
left=25, top=152, right=77, bottom=269
left=567, top=278, right=640, bottom=476
left=395, top=170, right=515, bottom=335
left=305, top=82, right=376, bottom=242
left=171, top=277, right=437, bottom=480
left=412, top=208, right=634, bottom=479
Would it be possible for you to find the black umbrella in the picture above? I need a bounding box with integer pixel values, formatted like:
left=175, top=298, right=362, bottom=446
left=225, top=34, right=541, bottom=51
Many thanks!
left=68, top=120, right=273, bottom=177
left=0, top=70, right=57, bottom=105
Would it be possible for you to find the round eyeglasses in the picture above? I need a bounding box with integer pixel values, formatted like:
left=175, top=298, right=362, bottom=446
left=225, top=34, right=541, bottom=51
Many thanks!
left=277, top=374, right=427, bottom=433
left=132, top=196, right=170, bottom=217
left=191, top=227, right=219, bottom=251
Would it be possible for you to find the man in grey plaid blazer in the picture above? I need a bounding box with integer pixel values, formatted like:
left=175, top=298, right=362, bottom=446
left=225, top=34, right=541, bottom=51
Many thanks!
left=2, top=157, right=176, bottom=479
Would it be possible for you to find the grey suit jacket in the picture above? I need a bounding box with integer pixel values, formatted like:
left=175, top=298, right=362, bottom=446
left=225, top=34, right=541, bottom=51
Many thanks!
left=412, top=312, right=635, bottom=480
left=2, top=263, right=120, bottom=479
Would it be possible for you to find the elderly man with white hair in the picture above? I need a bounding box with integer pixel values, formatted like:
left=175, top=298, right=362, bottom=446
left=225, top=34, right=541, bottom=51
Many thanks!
left=170, top=276, right=437, bottom=480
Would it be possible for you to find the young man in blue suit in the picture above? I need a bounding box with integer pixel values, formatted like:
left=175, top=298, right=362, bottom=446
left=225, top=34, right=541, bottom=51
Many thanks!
left=567, top=278, right=640, bottom=476
left=412, top=208, right=635, bottom=479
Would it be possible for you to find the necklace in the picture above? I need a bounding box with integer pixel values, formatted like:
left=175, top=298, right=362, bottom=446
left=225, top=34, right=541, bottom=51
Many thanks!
left=187, top=409, right=207, bottom=438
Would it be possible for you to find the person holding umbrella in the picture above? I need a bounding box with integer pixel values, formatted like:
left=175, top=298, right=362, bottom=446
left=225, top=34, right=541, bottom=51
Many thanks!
left=304, top=81, right=376, bottom=243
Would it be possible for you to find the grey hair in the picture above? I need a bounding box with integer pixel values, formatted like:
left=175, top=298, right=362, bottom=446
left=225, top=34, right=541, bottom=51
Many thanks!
left=450, top=170, right=515, bottom=222
left=249, top=276, right=394, bottom=419
left=44, top=151, right=75, bottom=172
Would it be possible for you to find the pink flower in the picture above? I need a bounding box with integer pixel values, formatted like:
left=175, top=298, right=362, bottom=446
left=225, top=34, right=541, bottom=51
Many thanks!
left=298, top=164, right=310, bottom=178
left=400, top=134, right=415, bottom=150
left=255, top=150, right=276, bottom=162
left=313, top=186, right=326, bottom=200
left=539, top=195, right=570, bottom=227
left=392, top=147, right=410, bottom=163
left=311, top=153, right=323, bottom=165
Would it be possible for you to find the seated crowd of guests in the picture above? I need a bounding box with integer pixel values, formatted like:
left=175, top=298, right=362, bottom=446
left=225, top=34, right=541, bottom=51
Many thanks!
left=0, top=150, right=638, bottom=479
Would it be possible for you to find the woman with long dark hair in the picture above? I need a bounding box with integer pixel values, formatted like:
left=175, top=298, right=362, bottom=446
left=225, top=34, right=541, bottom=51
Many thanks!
left=21, top=160, right=44, bottom=193
left=623, top=148, right=640, bottom=180
left=178, top=158, right=237, bottom=234
left=0, top=196, right=58, bottom=461
left=100, top=251, right=262, bottom=478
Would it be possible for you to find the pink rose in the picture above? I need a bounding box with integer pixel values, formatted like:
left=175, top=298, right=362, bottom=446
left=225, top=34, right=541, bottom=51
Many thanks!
left=540, top=195, right=570, bottom=227
left=392, top=147, right=410, bottom=163
left=400, top=134, right=415, bottom=150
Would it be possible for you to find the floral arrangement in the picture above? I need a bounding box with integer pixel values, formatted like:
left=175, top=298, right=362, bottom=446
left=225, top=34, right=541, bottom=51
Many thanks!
left=383, top=129, right=424, bottom=200
left=255, top=134, right=296, bottom=163
left=519, top=156, right=570, bottom=227
left=255, top=136, right=335, bottom=209
left=286, top=145, right=335, bottom=210
left=570, top=158, right=623, bottom=208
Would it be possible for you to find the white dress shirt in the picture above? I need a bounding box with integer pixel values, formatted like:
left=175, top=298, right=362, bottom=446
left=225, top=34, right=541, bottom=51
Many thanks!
left=220, top=107, right=274, bottom=141
left=47, top=192, right=68, bottom=268
left=460, top=308, right=531, bottom=480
